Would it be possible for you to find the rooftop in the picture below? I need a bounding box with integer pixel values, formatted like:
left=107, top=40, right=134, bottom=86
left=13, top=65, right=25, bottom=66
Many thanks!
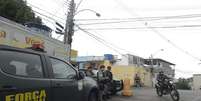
left=144, top=58, right=175, bottom=65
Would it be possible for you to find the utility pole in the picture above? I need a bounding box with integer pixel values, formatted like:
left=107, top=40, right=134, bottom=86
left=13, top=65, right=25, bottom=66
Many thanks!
left=150, top=55, right=154, bottom=87
left=64, top=0, right=75, bottom=62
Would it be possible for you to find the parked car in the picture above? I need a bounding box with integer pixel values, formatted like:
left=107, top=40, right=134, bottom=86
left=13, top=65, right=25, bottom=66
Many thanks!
left=0, top=45, right=99, bottom=101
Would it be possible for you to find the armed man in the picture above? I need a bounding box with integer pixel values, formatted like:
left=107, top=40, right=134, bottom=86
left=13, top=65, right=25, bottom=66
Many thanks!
left=97, top=65, right=108, bottom=101
left=134, top=74, right=141, bottom=87
left=86, top=66, right=95, bottom=77
left=105, top=66, right=113, bottom=97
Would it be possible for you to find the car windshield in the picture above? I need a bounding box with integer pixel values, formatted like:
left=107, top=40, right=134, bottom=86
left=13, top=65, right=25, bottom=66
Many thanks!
left=1, top=0, right=201, bottom=101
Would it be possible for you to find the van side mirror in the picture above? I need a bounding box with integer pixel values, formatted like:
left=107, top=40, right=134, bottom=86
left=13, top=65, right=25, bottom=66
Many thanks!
left=78, top=71, right=85, bottom=80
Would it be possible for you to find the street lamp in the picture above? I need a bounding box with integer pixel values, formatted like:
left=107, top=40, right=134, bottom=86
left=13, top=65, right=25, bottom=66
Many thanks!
left=74, top=9, right=101, bottom=17
left=149, top=49, right=164, bottom=68
left=150, top=49, right=164, bottom=58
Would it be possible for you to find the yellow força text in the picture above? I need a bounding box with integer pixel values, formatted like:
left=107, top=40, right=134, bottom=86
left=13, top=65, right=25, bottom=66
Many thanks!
left=5, top=90, right=46, bottom=101
left=0, top=31, right=6, bottom=38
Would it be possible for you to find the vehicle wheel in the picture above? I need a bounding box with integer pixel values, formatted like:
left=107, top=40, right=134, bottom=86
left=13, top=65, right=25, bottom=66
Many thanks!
left=170, top=90, right=180, bottom=101
left=111, top=91, right=117, bottom=95
left=110, top=86, right=117, bottom=95
left=156, top=88, right=163, bottom=97
left=89, top=92, right=98, bottom=101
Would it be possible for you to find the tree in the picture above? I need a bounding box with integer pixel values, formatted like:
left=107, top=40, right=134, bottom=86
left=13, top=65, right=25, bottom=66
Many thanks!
left=0, top=0, right=42, bottom=24
left=175, top=78, right=191, bottom=90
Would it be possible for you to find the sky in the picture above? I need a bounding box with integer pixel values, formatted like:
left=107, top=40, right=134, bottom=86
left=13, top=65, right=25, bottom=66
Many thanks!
left=27, top=0, right=201, bottom=78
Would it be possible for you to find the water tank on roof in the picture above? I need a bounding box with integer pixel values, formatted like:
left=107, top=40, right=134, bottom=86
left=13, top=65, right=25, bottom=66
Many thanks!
left=104, top=54, right=114, bottom=60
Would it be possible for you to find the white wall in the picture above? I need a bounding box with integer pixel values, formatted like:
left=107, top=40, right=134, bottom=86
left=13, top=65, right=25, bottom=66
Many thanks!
left=114, top=54, right=129, bottom=65
left=193, top=74, right=201, bottom=90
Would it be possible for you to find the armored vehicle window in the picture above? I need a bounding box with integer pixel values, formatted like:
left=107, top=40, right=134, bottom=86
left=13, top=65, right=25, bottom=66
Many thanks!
left=0, top=50, right=43, bottom=78
left=50, top=58, right=76, bottom=79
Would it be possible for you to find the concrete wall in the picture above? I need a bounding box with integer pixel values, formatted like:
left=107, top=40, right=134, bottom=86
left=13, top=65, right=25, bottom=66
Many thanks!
left=193, top=74, right=201, bottom=90
left=112, top=65, right=152, bottom=87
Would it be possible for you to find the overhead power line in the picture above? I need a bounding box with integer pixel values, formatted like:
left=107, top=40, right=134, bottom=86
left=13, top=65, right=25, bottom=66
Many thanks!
left=77, top=20, right=144, bottom=25
left=150, top=27, right=201, bottom=61
left=76, top=25, right=126, bottom=55
left=75, top=0, right=84, bottom=12
left=75, top=13, right=201, bottom=21
left=90, top=31, right=138, bottom=55
left=49, top=0, right=66, bottom=6
left=81, top=24, right=201, bottom=30
left=77, top=18, right=201, bottom=26
left=27, top=3, right=66, bottom=21
left=113, top=0, right=201, bottom=62
left=32, top=10, right=65, bottom=25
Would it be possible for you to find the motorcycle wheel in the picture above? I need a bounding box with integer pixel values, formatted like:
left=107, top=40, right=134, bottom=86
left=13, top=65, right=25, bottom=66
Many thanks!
left=170, top=89, right=180, bottom=101
left=156, top=88, right=163, bottom=97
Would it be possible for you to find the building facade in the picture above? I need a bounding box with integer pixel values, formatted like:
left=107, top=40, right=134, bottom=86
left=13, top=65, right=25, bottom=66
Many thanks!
left=0, top=16, right=77, bottom=61
left=113, top=54, right=152, bottom=87
left=144, top=59, right=175, bottom=78
left=114, top=54, right=145, bottom=67
left=72, top=54, right=175, bottom=87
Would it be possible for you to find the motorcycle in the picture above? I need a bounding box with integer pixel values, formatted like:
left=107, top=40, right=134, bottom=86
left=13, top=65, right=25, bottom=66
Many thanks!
left=155, top=79, right=180, bottom=101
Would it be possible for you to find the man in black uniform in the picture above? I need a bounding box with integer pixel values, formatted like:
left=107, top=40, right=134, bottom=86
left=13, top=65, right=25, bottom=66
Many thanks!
left=134, top=74, right=141, bottom=87
left=157, top=71, right=169, bottom=83
left=97, top=65, right=107, bottom=101
left=105, top=66, right=113, bottom=97
left=86, top=66, right=95, bottom=77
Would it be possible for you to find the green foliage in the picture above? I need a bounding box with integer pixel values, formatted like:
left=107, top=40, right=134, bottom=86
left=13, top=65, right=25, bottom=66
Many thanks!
left=175, top=78, right=191, bottom=90
left=0, top=0, right=42, bottom=24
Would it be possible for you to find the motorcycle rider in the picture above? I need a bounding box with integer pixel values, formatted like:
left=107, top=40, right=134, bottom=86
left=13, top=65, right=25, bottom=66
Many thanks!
left=156, top=71, right=180, bottom=101
left=156, top=71, right=170, bottom=93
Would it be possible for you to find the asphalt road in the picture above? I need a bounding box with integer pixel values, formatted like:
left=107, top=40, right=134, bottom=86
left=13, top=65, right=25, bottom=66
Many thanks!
left=110, top=88, right=201, bottom=101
